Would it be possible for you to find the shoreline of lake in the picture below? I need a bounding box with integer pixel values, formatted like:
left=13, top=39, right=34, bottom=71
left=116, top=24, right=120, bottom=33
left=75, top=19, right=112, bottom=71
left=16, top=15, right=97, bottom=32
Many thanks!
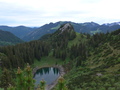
left=33, top=65, right=65, bottom=90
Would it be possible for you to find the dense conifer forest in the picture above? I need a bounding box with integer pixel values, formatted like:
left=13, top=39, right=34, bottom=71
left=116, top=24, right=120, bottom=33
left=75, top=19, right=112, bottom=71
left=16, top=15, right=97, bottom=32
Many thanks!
left=0, top=23, right=120, bottom=90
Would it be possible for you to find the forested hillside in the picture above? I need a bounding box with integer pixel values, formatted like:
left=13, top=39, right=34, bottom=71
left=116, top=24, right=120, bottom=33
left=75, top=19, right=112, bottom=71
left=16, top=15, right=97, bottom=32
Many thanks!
left=0, top=24, right=120, bottom=90
left=1, top=21, right=120, bottom=41
left=23, top=21, right=120, bottom=41
left=0, top=41, right=50, bottom=68
left=0, top=30, right=23, bottom=46
left=0, top=26, right=35, bottom=40
left=63, top=29, right=120, bottom=90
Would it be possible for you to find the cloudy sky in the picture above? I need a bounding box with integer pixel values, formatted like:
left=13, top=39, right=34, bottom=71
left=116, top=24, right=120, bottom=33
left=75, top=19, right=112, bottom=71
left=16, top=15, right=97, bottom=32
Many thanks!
left=0, top=0, right=120, bottom=26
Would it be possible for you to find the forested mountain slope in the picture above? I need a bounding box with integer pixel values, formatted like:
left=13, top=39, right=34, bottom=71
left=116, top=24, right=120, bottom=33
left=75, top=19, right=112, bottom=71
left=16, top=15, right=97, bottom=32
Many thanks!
left=63, top=29, right=120, bottom=90
left=0, top=24, right=120, bottom=90
left=0, top=26, right=36, bottom=40
left=0, top=30, right=23, bottom=46
left=20, top=21, right=120, bottom=41
left=1, top=21, right=120, bottom=41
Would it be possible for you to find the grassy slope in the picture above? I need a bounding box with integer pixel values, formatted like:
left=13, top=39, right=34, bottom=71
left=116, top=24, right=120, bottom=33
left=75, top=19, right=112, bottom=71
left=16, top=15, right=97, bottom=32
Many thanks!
left=64, top=32, right=120, bottom=90
left=68, top=32, right=87, bottom=47
left=86, top=42, right=120, bottom=73
left=32, top=31, right=120, bottom=90
left=33, top=56, right=63, bottom=68
left=25, top=30, right=120, bottom=89
left=32, top=51, right=64, bottom=68
left=0, top=88, right=4, bottom=90
left=67, top=32, right=120, bottom=72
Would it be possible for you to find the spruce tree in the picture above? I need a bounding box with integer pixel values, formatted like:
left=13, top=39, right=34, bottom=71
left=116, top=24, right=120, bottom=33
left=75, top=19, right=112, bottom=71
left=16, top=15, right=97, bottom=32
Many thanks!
left=39, top=79, right=46, bottom=90
left=57, top=77, right=68, bottom=90
left=0, top=68, right=13, bottom=90
left=15, top=63, right=35, bottom=90
left=16, top=67, right=24, bottom=90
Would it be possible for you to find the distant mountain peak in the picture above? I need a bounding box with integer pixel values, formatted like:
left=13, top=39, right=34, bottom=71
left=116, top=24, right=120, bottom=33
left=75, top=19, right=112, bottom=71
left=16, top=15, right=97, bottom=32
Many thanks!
left=103, top=22, right=120, bottom=26
left=83, top=22, right=99, bottom=27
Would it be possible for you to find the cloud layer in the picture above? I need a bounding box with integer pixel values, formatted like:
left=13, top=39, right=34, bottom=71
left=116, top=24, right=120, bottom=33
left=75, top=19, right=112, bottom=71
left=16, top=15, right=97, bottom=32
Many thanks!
left=0, top=0, right=120, bottom=26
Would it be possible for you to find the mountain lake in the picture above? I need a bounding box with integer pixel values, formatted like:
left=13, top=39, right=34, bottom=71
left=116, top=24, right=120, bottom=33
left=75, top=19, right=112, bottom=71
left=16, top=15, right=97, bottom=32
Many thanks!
left=33, top=67, right=60, bottom=86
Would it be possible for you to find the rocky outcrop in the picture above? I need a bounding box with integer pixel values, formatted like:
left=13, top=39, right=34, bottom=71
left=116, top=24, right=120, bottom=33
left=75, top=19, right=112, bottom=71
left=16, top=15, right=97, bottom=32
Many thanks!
left=59, top=23, right=74, bottom=33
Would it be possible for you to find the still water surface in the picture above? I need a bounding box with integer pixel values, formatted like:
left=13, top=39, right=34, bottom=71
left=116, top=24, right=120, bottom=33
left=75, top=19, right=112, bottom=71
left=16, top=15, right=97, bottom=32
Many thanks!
left=33, top=67, right=60, bottom=86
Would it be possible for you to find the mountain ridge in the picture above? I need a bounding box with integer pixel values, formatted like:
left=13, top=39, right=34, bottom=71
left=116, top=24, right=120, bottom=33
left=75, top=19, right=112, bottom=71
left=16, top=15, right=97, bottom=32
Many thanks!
left=0, top=21, right=120, bottom=41
left=21, top=21, right=120, bottom=41
left=0, top=23, right=120, bottom=89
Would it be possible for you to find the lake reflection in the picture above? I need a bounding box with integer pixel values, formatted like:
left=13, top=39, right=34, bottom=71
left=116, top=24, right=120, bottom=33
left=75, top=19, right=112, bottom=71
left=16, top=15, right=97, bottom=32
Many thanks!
left=33, top=67, right=60, bottom=86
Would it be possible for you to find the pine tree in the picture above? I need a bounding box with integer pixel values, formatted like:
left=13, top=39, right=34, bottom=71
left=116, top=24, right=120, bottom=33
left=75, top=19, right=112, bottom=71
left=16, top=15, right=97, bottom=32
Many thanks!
left=39, top=79, right=46, bottom=90
left=16, top=67, right=24, bottom=90
left=7, top=84, right=15, bottom=90
left=15, top=63, right=35, bottom=90
left=0, top=68, right=14, bottom=90
left=24, top=63, right=35, bottom=90
left=57, top=77, right=68, bottom=90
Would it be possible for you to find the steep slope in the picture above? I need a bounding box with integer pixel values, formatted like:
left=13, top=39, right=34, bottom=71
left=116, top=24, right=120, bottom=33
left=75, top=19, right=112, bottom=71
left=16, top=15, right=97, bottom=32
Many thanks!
left=50, top=23, right=76, bottom=40
left=63, top=29, right=120, bottom=90
left=23, top=21, right=98, bottom=41
left=23, top=21, right=120, bottom=41
left=0, top=24, right=120, bottom=89
left=39, top=24, right=120, bottom=90
left=22, top=21, right=66, bottom=41
left=40, top=23, right=76, bottom=42
left=1, top=21, right=120, bottom=41
left=0, top=30, right=23, bottom=46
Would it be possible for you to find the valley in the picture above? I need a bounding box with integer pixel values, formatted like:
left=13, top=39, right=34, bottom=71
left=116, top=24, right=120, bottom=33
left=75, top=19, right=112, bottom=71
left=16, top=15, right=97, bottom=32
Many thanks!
left=0, top=21, right=120, bottom=42
left=0, top=23, right=120, bottom=90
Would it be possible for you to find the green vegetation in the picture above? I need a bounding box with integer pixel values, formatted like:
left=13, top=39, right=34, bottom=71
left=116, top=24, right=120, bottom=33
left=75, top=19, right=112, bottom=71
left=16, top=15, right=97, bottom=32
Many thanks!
left=0, top=30, right=23, bottom=46
left=53, top=77, right=68, bottom=90
left=63, top=29, right=120, bottom=90
left=33, top=56, right=63, bottom=68
left=20, top=21, right=120, bottom=41
left=0, top=64, right=67, bottom=90
left=0, top=41, right=50, bottom=69
left=64, top=67, right=120, bottom=90
left=68, top=33, right=82, bottom=47
left=90, top=29, right=101, bottom=35
left=51, top=25, right=60, bottom=30
left=0, top=88, right=4, bottom=90
left=0, top=41, right=13, bottom=46
left=0, top=24, right=120, bottom=90
left=0, top=68, right=14, bottom=90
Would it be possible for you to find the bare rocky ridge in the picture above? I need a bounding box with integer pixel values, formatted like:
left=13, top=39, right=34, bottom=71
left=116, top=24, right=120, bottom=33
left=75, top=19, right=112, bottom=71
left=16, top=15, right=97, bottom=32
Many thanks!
left=59, top=23, right=73, bottom=33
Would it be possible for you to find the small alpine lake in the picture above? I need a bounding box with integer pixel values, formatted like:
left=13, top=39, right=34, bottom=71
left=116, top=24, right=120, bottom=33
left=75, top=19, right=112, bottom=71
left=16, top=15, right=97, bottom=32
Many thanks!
left=33, top=67, right=60, bottom=86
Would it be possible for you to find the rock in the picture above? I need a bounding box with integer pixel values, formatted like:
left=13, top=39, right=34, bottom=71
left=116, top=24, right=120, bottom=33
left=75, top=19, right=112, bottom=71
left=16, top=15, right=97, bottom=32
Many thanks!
left=59, top=23, right=73, bottom=33
left=96, top=73, right=103, bottom=76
